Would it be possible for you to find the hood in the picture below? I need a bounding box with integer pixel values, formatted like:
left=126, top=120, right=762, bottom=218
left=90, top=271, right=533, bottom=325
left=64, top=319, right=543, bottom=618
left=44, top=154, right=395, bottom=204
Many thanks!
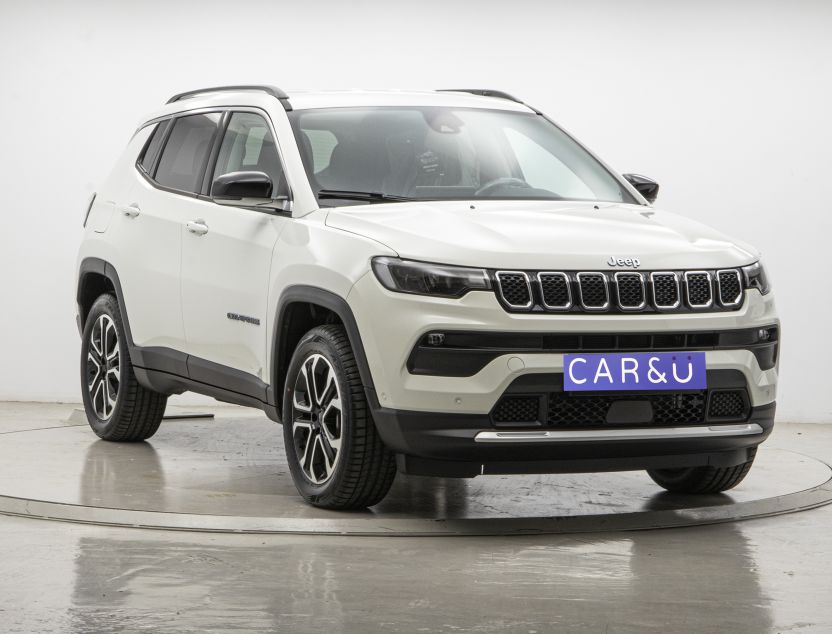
left=325, top=200, right=759, bottom=270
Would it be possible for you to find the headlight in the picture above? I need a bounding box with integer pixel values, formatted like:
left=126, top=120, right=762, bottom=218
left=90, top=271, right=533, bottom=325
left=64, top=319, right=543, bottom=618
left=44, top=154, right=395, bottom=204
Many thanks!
left=742, top=261, right=771, bottom=295
left=371, top=257, right=492, bottom=298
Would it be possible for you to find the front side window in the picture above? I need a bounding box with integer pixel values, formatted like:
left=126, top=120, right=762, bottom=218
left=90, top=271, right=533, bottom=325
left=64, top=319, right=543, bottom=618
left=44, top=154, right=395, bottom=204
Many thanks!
left=212, top=112, right=288, bottom=197
left=289, top=107, right=635, bottom=205
left=155, top=113, right=221, bottom=193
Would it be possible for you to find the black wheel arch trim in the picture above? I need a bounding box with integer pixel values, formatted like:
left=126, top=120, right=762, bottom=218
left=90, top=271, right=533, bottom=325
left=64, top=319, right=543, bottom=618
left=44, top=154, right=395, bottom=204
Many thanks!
left=270, top=285, right=375, bottom=411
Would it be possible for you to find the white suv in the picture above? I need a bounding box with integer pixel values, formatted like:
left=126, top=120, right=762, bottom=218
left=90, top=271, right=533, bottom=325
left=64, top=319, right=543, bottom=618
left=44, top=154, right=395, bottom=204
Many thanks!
left=76, top=86, right=779, bottom=509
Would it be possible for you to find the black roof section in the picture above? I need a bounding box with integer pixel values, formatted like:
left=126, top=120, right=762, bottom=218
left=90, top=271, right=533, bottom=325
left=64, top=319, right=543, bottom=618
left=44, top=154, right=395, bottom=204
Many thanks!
left=166, top=85, right=292, bottom=111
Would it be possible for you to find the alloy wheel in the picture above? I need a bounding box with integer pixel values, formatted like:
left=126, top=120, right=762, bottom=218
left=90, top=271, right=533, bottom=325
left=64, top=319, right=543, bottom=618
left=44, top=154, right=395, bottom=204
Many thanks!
left=86, top=314, right=120, bottom=420
left=291, top=353, right=343, bottom=484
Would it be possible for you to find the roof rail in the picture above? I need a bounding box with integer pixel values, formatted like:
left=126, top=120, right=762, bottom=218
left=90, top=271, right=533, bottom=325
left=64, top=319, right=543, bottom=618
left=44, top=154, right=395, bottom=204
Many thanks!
left=437, top=88, right=523, bottom=104
left=166, top=85, right=292, bottom=111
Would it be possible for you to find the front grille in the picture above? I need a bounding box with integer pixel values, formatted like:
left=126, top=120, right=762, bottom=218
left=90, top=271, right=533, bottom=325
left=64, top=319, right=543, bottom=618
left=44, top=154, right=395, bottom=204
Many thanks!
left=495, top=272, right=531, bottom=307
left=493, top=267, right=742, bottom=313
left=615, top=272, right=645, bottom=309
left=708, top=390, right=748, bottom=419
left=491, top=396, right=540, bottom=424
left=685, top=272, right=713, bottom=307
left=717, top=270, right=742, bottom=306
left=547, top=392, right=706, bottom=427
left=577, top=273, right=609, bottom=309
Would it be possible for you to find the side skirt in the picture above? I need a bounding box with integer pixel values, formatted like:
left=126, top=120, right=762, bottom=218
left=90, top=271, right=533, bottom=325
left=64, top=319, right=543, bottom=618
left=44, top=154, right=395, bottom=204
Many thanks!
left=133, top=347, right=281, bottom=423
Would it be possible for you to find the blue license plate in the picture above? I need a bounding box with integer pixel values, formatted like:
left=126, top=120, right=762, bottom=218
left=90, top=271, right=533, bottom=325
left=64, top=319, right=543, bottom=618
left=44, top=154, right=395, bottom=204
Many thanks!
left=563, top=352, right=707, bottom=391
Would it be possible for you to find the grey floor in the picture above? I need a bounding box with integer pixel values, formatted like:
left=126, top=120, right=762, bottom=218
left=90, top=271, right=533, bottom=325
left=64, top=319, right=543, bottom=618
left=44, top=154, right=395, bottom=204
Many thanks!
left=1, top=403, right=831, bottom=633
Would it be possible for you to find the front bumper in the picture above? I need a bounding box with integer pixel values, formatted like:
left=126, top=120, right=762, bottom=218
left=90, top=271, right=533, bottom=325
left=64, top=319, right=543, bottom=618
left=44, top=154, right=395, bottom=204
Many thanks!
left=348, top=273, right=779, bottom=414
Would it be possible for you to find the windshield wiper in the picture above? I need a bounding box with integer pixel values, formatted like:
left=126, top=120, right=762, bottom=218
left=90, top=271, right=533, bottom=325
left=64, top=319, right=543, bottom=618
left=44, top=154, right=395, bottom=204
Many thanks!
left=317, top=189, right=416, bottom=203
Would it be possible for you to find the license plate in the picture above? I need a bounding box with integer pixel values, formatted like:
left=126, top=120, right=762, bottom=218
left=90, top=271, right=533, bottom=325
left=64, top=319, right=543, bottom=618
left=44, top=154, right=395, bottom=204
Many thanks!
left=563, top=352, right=707, bottom=391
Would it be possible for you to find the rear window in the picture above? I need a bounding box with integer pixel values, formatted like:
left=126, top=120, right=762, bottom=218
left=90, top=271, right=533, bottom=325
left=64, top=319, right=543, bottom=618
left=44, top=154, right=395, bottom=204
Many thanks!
left=138, top=120, right=170, bottom=173
left=155, top=113, right=220, bottom=193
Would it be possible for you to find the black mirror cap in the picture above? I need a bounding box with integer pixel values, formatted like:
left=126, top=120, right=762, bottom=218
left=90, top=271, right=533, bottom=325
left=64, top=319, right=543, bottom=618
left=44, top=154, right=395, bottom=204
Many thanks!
left=623, top=173, right=659, bottom=204
left=212, top=171, right=273, bottom=200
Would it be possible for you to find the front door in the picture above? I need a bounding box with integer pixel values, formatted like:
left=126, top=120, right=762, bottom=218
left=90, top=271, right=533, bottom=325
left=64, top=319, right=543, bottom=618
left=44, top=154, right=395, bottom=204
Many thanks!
left=180, top=111, right=291, bottom=390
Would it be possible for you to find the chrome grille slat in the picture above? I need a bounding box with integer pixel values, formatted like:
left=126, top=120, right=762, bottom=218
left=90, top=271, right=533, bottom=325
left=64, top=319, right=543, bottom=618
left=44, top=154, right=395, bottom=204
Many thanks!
left=684, top=271, right=713, bottom=308
left=577, top=272, right=609, bottom=310
left=495, top=271, right=532, bottom=309
left=717, top=269, right=742, bottom=306
left=650, top=272, right=681, bottom=309
left=614, top=272, right=646, bottom=310
left=537, top=272, right=572, bottom=310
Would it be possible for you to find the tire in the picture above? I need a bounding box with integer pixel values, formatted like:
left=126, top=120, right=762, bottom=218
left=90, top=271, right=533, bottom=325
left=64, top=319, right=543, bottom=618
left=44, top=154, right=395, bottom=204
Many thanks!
left=80, top=294, right=167, bottom=441
left=647, top=448, right=757, bottom=494
left=282, top=324, right=396, bottom=509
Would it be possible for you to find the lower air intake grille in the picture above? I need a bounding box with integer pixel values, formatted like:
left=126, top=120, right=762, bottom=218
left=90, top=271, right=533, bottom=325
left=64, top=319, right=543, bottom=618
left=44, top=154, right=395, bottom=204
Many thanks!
left=496, top=272, right=531, bottom=307
left=547, top=392, right=707, bottom=427
left=708, top=390, right=748, bottom=419
left=491, top=396, right=540, bottom=425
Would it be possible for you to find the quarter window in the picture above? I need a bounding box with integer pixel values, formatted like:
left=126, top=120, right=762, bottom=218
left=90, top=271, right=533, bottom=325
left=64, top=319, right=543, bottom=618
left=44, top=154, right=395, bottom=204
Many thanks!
left=212, top=112, right=288, bottom=197
left=155, top=113, right=221, bottom=193
left=138, top=120, right=170, bottom=173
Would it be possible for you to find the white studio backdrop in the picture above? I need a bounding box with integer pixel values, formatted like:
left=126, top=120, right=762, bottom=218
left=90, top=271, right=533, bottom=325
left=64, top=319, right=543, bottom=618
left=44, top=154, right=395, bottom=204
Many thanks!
left=0, top=0, right=829, bottom=421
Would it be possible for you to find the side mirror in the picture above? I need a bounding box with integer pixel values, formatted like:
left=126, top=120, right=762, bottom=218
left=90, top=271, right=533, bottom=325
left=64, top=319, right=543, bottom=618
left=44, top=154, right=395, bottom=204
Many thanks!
left=212, top=171, right=273, bottom=201
left=623, top=173, right=659, bottom=204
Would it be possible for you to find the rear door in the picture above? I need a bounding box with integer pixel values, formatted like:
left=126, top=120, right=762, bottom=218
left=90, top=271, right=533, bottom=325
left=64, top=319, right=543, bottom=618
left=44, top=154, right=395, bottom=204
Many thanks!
left=117, top=112, right=221, bottom=362
left=180, top=110, right=291, bottom=388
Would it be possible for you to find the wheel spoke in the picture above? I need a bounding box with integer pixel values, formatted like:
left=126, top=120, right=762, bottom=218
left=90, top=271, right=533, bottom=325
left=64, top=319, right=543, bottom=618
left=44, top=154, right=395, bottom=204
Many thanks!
left=320, top=398, right=342, bottom=451
left=91, top=317, right=104, bottom=357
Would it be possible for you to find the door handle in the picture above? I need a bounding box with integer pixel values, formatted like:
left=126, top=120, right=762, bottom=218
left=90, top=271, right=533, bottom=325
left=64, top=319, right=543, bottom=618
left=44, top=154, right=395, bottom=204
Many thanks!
left=186, top=219, right=209, bottom=236
left=120, top=204, right=141, bottom=219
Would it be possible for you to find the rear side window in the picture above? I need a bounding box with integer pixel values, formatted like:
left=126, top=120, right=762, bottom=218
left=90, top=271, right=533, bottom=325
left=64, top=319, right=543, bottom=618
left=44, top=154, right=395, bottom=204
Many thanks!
left=155, top=113, right=221, bottom=193
left=138, top=120, right=170, bottom=173
left=212, top=112, right=288, bottom=197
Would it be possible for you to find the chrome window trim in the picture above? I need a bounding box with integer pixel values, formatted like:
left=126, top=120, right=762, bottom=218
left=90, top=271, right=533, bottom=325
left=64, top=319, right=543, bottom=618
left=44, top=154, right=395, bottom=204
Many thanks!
left=613, top=271, right=646, bottom=311
left=716, top=269, right=743, bottom=307
left=576, top=272, right=610, bottom=311
left=475, top=424, right=764, bottom=443
left=536, top=272, right=572, bottom=310
left=495, top=271, right=533, bottom=309
left=650, top=271, right=681, bottom=310
left=684, top=270, right=714, bottom=309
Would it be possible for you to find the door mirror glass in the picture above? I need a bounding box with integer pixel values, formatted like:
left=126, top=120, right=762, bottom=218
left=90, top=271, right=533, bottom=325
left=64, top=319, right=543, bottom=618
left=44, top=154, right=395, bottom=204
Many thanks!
left=212, top=170, right=273, bottom=201
left=622, top=173, right=659, bottom=203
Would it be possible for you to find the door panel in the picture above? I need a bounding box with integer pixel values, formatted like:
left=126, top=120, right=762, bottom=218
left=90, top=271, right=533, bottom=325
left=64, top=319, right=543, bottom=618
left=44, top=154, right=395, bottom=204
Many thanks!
left=110, top=175, right=186, bottom=350
left=181, top=204, right=284, bottom=379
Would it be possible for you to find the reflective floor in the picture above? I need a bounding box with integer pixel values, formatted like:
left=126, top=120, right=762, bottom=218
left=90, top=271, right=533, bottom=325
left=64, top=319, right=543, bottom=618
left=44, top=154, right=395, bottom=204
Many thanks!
left=1, top=406, right=829, bottom=535
left=1, top=402, right=831, bottom=632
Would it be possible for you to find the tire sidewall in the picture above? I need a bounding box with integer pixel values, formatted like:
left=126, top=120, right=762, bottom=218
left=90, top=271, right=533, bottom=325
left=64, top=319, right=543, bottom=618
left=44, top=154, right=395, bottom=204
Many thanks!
left=282, top=331, right=355, bottom=502
left=80, top=294, right=132, bottom=437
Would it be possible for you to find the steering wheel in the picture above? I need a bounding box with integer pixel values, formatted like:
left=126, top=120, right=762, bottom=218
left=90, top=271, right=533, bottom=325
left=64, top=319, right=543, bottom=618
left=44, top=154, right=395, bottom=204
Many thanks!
left=474, top=177, right=533, bottom=197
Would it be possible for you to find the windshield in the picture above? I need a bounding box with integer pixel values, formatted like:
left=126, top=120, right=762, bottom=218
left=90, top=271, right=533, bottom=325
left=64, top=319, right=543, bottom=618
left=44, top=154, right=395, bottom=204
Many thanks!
left=289, top=107, right=636, bottom=206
